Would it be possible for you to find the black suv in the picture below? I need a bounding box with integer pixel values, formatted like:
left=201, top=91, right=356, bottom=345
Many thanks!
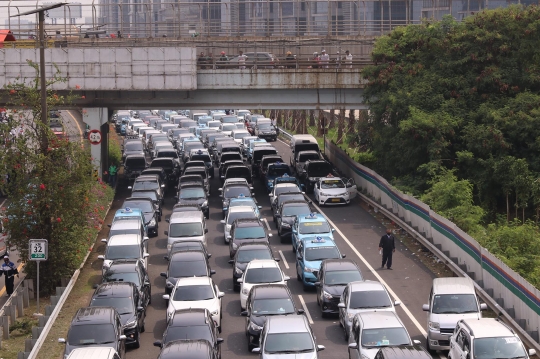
left=59, top=307, right=126, bottom=358
left=158, top=339, right=218, bottom=359
left=229, top=242, right=275, bottom=291
left=315, top=259, right=363, bottom=317
left=300, top=160, right=335, bottom=193
left=183, top=166, right=210, bottom=195
left=150, top=157, right=181, bottom=184
left=89, top=282, right=147, bottom=348
left=160, top=250, right=215, bottom=294
left=123, top=154, right=147, bottom=184
left=101, top=258, right=152, bottom=307
left=271, top=192, right=306, bottom=220
left=229, top=219, right=271, bottom=259
left=241, top=284, right=303, bottom=350
left=275, top=200, right=312, bottom=242
left=153, top=308, right=223, bottom=359
left=254, top=122, right=278, bottom=141
left=122, top=197, right=161, bottom=237
left=175, top=184, right=209, bottom=219
left=122, top=138, right=145, bottom=161
left=141, top=167, right=168, bottom=187
left=223, top=164, right=251, bottom=184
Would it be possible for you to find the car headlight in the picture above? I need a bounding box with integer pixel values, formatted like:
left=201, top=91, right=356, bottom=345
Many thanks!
left=202, top=201, right=208, bottom=208
left=320, top=192, right=328, bottom=196
left=124, top=318, right=137, bottom=329
left=211, top=309, right=219, bottom=316
left=167, top=244, right=171, bottom=251
left=226, top=224, right=231, bottom=232
left=342, top=192, right=349, bottom=197
left=149, top=218, right=156, bottom=227
left=242, top=288, right=249, bottom=294
left=235, top=266, right=244, bottom=275
left=429, top=321, right=440, bottom=330
left=304, top=267, right=316, bottom=273
left=346, top=312, right=355, bottom=322
left=232, top=243, right=238, bottom=250
left=249, top=321, right=263, bottom=331
left=281, top=223, right=291, bottom=228
left=322, top=290, right=333, bottom=300
left=166, top=280, right=174, bottom=288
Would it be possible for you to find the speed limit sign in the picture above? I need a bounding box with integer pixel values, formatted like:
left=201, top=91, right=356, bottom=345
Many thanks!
left=29, top=239, right=48, bottom=261
left=88, top=129, right=102, bottom=145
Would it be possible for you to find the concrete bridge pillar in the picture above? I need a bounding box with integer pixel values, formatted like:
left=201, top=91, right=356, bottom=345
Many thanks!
left=83, top=108, right=109, bottom=179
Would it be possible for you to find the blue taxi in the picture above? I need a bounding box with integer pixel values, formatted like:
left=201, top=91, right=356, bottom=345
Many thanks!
left=272, top=173, right=304, bottom=193
left=264, top=162, right=292, bottom=193
left=111, top=207, right=147, bottom=234
left=291, top=213, right=334, bottom=252
left=229, top=194, right=262, bottom=218
left=295, top=236, right=344, bottom=290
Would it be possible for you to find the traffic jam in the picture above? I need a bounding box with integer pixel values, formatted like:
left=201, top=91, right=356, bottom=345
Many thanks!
left=59, top=109, right=538, bottom=359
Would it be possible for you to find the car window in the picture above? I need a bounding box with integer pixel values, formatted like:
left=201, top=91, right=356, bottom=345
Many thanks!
left=361, top=327, right=410, bottom=347
left=282, top=205, right=310, bottom=217
left=473, top=337, right=526, bottom=359
left=298, top=221, right=331, bottom=234
left=432, top=294, right=478, bottom=314
left=305, top=246, right=340, bottom=261
left=106, top=244, right=142, bottom=260
left=165, top=325, right=212, bottom=344
left=321, top=179, right=345, bottom=189
left=264, top=332, right=314, bottom=354
left=237, top=249, right=272, bottom=263
left=245, top=267, right=282, bottom=284
left=169, top=222, right=203, bottom=237
left=234, top=226, right=266, bottom=239
left=90, top=296, right=134, bottom=315
left=169, top=258, right=208, bottom=277
left=67, top=324, right=116, bottom=345
left=103, top=271, right=141, bottom=286
left=324, top=270, right=362, bottom=285
left=123, top=200, right=154, bottom=213
left=179, top=187, right=205, bottom=199
left=349, top=290, right=392, bottom=309
left=252, top=298, right=295, bottom=315
left=224, top=187, right=251, bottom=198
left=227, top=211, right=256, bottom=225
left=173, top=285, right=214, bottom=301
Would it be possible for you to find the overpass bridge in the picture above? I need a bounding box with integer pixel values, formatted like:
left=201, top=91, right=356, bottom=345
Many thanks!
left=0, top=43, right=369, bottom=109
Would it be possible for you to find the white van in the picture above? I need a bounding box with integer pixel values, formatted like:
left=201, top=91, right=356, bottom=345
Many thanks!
left=165, top=211, right=207, bottom=250
left=66, top=347, right=121, bottom=359
left=423, top=277, right=487, bottom=352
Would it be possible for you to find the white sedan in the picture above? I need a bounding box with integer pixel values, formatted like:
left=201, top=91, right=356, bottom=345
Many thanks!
left=314, top=176, right=357, bottom=206
left=238, top=259, right=290, bottom=310
left=163, top=276, right=224, bottom=331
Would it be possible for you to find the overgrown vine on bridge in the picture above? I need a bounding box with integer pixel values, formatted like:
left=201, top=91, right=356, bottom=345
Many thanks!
left=0, top=60, right=113, bottom=293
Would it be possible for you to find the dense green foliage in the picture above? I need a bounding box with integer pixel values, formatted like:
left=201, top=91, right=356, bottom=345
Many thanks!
left=362, top=6, right=540, bottom=221
left=0, top=61, right=113, bottom=292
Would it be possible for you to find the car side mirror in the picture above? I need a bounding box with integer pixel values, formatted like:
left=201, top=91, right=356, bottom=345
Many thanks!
left=258, top=206, right=262, bottom=209
left=58, top=338, right=66, bottom=344
left=347, top=343, right=357, bottom=349
left=137, top=306, right=144, bottom=312
left=268, top=233, right=273, bottom=237
left=143, top=253, right=150, bottom=258
left=274, top=257, right=280, bottom=262
left=97, top=255, right=105, bottom=260
left=218, top=188, right=223, bottom=191
left=153, top=340, right=163, bottom=348
left=237, top=278, right=243, bottom=283
left=283, top=276, right=290, bottom=281
left=226, top=235, right=232, bottom=240
left=143, top=236, right=149, bottom=242
left=205, top=228, right=208, bottom=233
left=529, top=349, right=536, bottom=357
left=160, top=272, right=167, bottom=278
left=217, top=338, right=224, bottom=344
left=210, top=270, right=216, bottom=275
left=338, top=303, right=346, bottom=308
left=220, top=220, right=226, bottom=224
left=314, top=282, right=321, bottom=287
left=207, top=253, right=212, bottom=258
left=164, top=255, right=169, bottom=261
left=297, top=309, right=305, bottom=314
left=394, top=300, right=401, bottom=306
left=331, top=228, right=336, bottom=232
left=93, top=284, right=99, bottom=289
left=128, top=186, right=132, bottom=189
left=422, top=304, right=429, bottom=311
left=252, top=348, right=261, bottom=354
left=101, top=238, right=107, bottom=243
left=119, top=335, right=127, bottom=341
left=228, top=260, right=234, bottom=264
left=480, top=303, right=488, bottom=310
left=107, top=224, right=111, bottom=228
left=218, top=292, right=225, bottom=298
left=317, top=345, right=325, bottom=352
left=413, top=339, right=421, bottom=345
left=241, top=311, right=248, bottom=316
left=341, top=254, right=346, bottom=258
left=162, top=294, right=170, bottom=300
left=164, top=231, right=168, bottom=235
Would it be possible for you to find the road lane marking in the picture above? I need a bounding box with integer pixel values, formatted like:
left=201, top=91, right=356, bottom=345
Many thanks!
left=64, top=110, right=83, bottom=137
left=262, top=218, right=271, bottom=231
left=0, top=262, right=25, bottom=296
left=278, top=250, right=289, bottom=269
left=298, top=295, right=314, bottom=324
left=309, top=200, right=428, bottom=338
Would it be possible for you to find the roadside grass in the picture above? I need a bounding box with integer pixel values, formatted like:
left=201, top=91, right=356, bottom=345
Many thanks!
left=2, top=298, right=44, bottom=359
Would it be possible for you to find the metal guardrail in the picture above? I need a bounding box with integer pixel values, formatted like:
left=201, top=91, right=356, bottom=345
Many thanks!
left=277, top=127, right=293, bottom=140
left=0, top=273, right=31, bottom=346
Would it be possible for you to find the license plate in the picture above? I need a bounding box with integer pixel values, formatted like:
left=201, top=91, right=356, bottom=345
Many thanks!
left=331, top=198, right=340, bottom=202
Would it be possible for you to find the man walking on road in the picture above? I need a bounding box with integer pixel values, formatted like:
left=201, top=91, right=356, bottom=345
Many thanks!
left=1, top=255, right=19, bottom=297
left=108, top=163, right=118, bottom=188
left=379, top=229, right=395, bottom=270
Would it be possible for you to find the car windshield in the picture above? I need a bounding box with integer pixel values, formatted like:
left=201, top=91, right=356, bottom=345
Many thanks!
left=235, top=123, right=245, bottom=129
left=109, top=228, right=139, bottom=237
left=432, top=294, right=479, bottom=314
left=165, top=325, right=212, bottom=344
left=361, top=327, right=410, bottom=347
left=282, top=205, right=310, bottom=217
left=67, top=324, right=116, bottom=345
left=258, top=124, right=272, bottom=130
left=234, top=226, right=266, bottom=239
left=473, top=337, right=526, bottom=359
left=275, top=186, right=300, bottom=196
left=225, top=187, right=251, bottom=199
left=157, top=152, right=178, bottom=159
left=265, top=332, right=314, bottom=354
left=90, top=297, right=134, bottom=315
left=268, top=167, right=291, bottom=177
left=299, top=153, right=320, bottom=162
left=222, top=124, right=235, bottom=131
left=350, top=290, right=392, bottom=309
left=237, top=249, right=272, bottom=263
left=125, top=158, right=146, bottom=168
left=133, top=181, right=159, bottom=191
left=254, top=150, right=277, bottom=161
left=324, top=270, right=362, bottom=285
left=106, top=245, right=141, bottom=260
left=230, top=200, right=256, bottom=210
left=222, top=154, right=242, bottom=161
left=245, top=267, right=282, bottom=284
left=124, top=142, right=143, bottom=151
left=131, top=191, right=158, bottom=202
left=222, top=116, right=238, bottom=123
left=227, top=211, right=256, bottom=225
left=103, top=271, right=141, bottom=286
left=185, top=143, right=205, bottom=152
left=252, top=298, right=295, bottom=315
left=169, top=223, right=203, bottom=237
left=307, top=163, right=333, bottom=177
left=173, top=285, right=214, bottom=301
left=234, top=132, right=250, bottom=139
left=298, top=221, right=331, bottom=234
left=227, top=168, right=250, bottom=178
left=179, top=188, right=205, bottom=199
left=171, top=243, right=204, bottom=254
left=305, top=246, right=341, bottom=261
left=170, top=258, right=207, bottom=277
left=321, top=179, right=345, bottom=189
left=191, top=155, right=211, bottom=162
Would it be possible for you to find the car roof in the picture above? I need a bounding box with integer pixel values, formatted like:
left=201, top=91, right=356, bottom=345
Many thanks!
left=170, top=211, right=204, bottom=223
left=160, top=340, right=212, bottom=359
left=175, top=276, right=212, bottom=287
left=252, top=284, right=291, bottom=299
left=170, top=308, right=210, bottom=326
left=303, top=236, right=337, bottom=248
left=356, top=311, right=403, bottom=329
left=322, top=259, right=359, bottom=271
left=67, top=347, right=119, bottom=359
left=107, top=234, right=142, bottom=246
left=350, top=280, right=385, bottom=292
left=247, top=259, right=279, bottom=269
left=462, top=318, right=514, bottom=338
left=107, top=259, right=140, bottom=271
left=275, top=183, right=298, bottom=189
left=234, top=218, right=263, bottom=227
left=110, top=219, right=141, bottom=229
left=298, top=213, right=326, bottom=222
left=229, top=205, right=255, bottom=214
left=94, top=282, right=135, bottom=297
left=377, top=346, right=432, bottom=359
left=72, top=306, right=117, bottom=325
left=267, top=315, right=310, bottom=333
left=114, top=208, right=143, bottom=216
left=432, top=277, right=476, bottom=295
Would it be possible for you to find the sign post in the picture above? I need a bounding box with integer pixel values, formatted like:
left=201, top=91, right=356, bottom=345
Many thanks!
left=28, top=239, right=48, bottom=315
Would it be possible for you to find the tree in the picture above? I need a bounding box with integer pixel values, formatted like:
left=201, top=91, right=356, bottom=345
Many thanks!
left=337, top=109, right=345, bottom=144
left=0, top=61, right=112, bottom=292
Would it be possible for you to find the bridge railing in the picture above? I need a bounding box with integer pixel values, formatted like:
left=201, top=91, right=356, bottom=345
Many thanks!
left=196, top=57, right=373, bottom=70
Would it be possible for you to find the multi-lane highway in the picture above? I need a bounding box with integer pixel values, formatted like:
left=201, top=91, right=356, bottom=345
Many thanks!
left=113, top=133, right=439, bottom=359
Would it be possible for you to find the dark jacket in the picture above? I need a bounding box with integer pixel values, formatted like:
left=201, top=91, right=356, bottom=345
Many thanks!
left=1, top=261, right=18, bottom=278
left=379, top=234, right=395, bottom=250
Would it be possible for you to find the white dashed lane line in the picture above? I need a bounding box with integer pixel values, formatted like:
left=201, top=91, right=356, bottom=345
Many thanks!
left=298, top=294, right=314, bottom=325
left=278, top=250, right=289, bottom=269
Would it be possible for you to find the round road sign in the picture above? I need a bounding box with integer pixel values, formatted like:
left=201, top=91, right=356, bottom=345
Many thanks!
left=88, top=129, right=102, bottom=145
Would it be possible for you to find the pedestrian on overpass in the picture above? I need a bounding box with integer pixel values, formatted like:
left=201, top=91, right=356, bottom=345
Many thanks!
left=217, top=51, right=228, bottom=69
left=238, top=51, right=247, bottom=69
left=379, top=229, right=395, bottom=270
left=108, top=163, right=118, bottom=188
left=320, top=49, right=330, bottom=68
left=344, top=50, right=353, bottom=69
left=1, top=255, right=18, bottom=297
left=198, top=52, right=207, bottom=69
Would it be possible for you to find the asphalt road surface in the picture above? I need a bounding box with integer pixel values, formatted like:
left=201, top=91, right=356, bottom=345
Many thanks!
left=112, top=135, right=442, bottom=359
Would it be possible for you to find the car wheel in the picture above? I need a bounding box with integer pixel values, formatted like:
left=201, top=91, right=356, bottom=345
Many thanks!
left=280, top=234, right=287, bottom=244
